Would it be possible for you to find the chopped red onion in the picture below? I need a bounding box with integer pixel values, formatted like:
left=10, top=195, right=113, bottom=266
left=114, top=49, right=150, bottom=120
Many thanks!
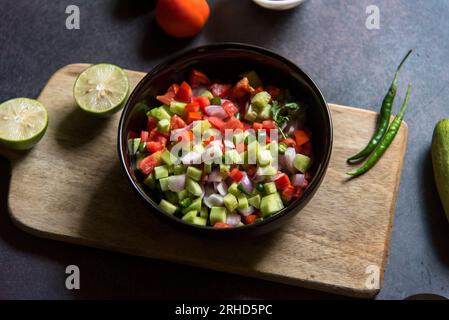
left=168, top=174, right=186, bottom=192
left=292, top=174, right=306, bottom=187
left=238, top=206, right=255, bottom=217
left=284, top=147, right=296, bottom=173
left=205, top=105, right=228, bottom=119
left=208, top=170, right=223, bottom=182
left=240, top=174, right=253, bottom=192
left=204, top=196, right=213, bottom=208
left=216, top=182, right=228, bottom=196
left=208, top=194, right=224, bottom=206
left=226, top=213, right=241, bottom=226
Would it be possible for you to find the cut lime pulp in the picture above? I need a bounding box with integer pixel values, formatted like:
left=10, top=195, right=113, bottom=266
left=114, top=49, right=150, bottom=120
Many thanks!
left=73, top=63, right=130, bottom=116
left=0, top=98, right=48, bottom=150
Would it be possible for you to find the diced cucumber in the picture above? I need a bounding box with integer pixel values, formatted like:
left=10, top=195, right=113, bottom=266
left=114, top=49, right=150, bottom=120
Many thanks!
left=237, top=222, right=245, bottom=227
left=257, top=104, right=272, bottom=120
left=204, top=163, right=212, bottom=173
left=294, top=154, right=311, bottom=173
left=150, top=107, right=171, bottom=121
left=182, top=197, right=202, bottom=214
left=210, top=207, right=227, bottom=225
left=165, top=191, right=178, bottom=204
left=178, top=189, right=189, bottom=201
left=244, top=104, right=258, bottom=122
left=224, top=194, right=238, bottom=212
left=200, top=206, right=209, bottom=219
left=157, top=119, right=170, bottom=133
left=192, top=216, right=207, bottom=226
left=143, top=173, right=156, bottom=190
left=251, top=91, right=271, bottom=110
left=248, top=194, right=261, bottom=209
left=169, top=101, right=187, bottom=116
left=186, top=178, right=203, bottom=197
left=220, top=164, right=230, bottom=176
left=179, top=197, right=192, bottom=208
left=174, top=164, right=186, bottom=175
left=237, top=194, right=249, bottom=210
left=138, top=142, right=146, bottom=153
left=264, top=182, right=277, bottom=195
left=224, top=149, right=242, bottom=164
left=159, top=177, right=169, bottom=191
left=182, top=210, right=198, bottom=223
left=260, top=192, right=284, bottom=217
left=128, top=138, right=141, bottom=156
left=154, top=165, right=169, bottom=180
left=241, top=70, right=262, bottom=88
left=210, top=97, right=221, bottom=105
left=200, top=90, right=214, bottom=100
left=159, top=199, right=177, bottom=215
left=161, top=150, right=175, bottom=166
left=187, top=166, right=203, bottom=181
left=258, top=165, right=277, bottom=177
left=258, top=149, right=273, bottom=166
left=228, top=183, right=241, bottom=196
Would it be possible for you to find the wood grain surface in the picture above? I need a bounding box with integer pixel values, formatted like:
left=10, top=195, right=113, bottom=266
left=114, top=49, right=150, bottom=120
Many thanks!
left=2, top=64, right=408, bottom=298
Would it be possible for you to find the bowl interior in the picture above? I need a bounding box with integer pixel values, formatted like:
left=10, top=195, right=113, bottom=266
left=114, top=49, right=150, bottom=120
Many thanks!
left=119, top=44, right=332, bottom=231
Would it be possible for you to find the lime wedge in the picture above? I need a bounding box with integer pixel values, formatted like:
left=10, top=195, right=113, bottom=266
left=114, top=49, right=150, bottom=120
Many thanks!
left=74, top=64, right=129, bottom=116
left=0, top=98, right=48, bottom=150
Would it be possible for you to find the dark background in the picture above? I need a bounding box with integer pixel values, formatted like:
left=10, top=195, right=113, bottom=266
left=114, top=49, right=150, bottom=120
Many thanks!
left=1, top=0, right=449, bottom=300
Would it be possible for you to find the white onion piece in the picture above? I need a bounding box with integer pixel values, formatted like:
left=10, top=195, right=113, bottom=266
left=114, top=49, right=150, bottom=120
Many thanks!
left=240, top=174, right=252, bottom=192
left=181, top=151, right=202, bottom=165
left=226, top=213, right=241, bottom=226
left=208, top=194, right=224, bottom=206
left=238, top=206, right=255, bottom=217
left=205, top=105, right=228, bottom=119
left=204, top=196, right=213, bottom=209
left=292, top=174, right=306, bottom=187
left=208, top=170, right=222, bottom=182
left=284, top=147, right=296, bottom=173
left=216, top=182, right=228, bottom=196
left=168, top=175, right=186, bottom=192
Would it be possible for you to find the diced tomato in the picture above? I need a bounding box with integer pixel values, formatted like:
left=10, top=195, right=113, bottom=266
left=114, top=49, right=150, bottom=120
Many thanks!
left=231, top=77, right=254, bottom=98
left=214, top=222, right=232, bottom=228
left=243, top=123, right=251, bottom=131
left=139, top=151, right=162, bottom=175
left=140, top=130, right=149, bottom=143
left=186, top=112, right=202, bottom=124
left=210, top=83, right=232, bottom=98
left=230, top=168, right=244, bottom=182
left=175, top=81, right=193, bottom=103
left=149, top=128, right=168, bottom=145
left=147, top=117, right=157, bottom=132
left=128, top=131, right=138, bottom=139
left=185, top=101, right=200, bottom=113
left=189, top=69, right=210, bottom=88
left=170, top=115, right=187, bottom=130
left=262, top=120, right=277, bottom=130
left=146, top=141, right=164, bottom=153
left=266, top=85, right=281, bottom=100
left=207, top=116, right=225, bottom=130
left=222, top=117, right=244, bottom=131
left=242, top=215, right=257, bottom=225
left=156, top=84, right=179, bottom=105
left=293, top=186, right=304, bottom=198
left=196, top=96, right=210, bottom=112
left=281, top=184, right=295, bottom=203
left=301, top=141, right=313, bottom=157
left=274, top=174, right=291, bottom=190
left=221, top=100, right=239, bottom=117
left=280, top=138, right=296, bottom=147
left=294, top=130, right=310, bottom=147
left=253, top=122, right=263, bottom=130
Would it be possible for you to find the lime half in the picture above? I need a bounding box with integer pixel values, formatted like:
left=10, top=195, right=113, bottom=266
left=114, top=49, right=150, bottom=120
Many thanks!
left=74, top=64, right=130, bottom=116
left=0, top=98, right=48, bottom=150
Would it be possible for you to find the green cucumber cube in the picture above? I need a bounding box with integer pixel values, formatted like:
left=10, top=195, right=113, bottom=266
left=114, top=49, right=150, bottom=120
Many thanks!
left=228, top=183, right=241, bottom=196
left=200, top=207, right=209, bottom=219
left=210, top=207, right=227, bottom=225
left=257, top=104, right=272, bottom=120
left=244, top=104, right=258, bottom=122
left=204, top=163, right=212, bottom=173
left=248, top=194, right=261, bottom=209
left=220, top=164, right=230, bottom=176
left=237, top=194, right=249, bottom=210
left=182, top=197, right=202, bottom=214
left=224, top=194, right=238, bottom=212
left=150, top=107, right=171, bottom=121
left=294, top=154, right=311, bottom=173
left=241, top=70, right=262, bottom=88
left=182, top=210, right=198, bottom=223
left=192, top=216, right=207, bottom=226
left=170, top=101, right=187, bottom=116
left=178, top=189, right=189, bottom=201
left=154, top=165, right=169, bottom=180
left=157, top=119, right=170, bottom=133
left=143, top=173, right=156, bottom=190
left=159, top=177, right=169, bottom=191
left=186, top=178, right=202, bottom=196
left=159, top=199, right=177, bottom=215
left=264, top=182, right=277, bottom=195
left=187, top=166, right=203, bottom=181
left=260, top=192, right=284, bottom=217
left=165, top=191, right=178, bottom=204
left=161, top=150, right=175, bottom=166
left=174, top=164, right=186, bottom=175
left=251, top=91, right=271, bottom=110
left=200, top=90, right=214, bottom=100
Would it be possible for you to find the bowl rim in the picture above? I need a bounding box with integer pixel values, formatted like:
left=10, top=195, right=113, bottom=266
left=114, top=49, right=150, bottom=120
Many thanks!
left=118, top=42, right=333, bottom=234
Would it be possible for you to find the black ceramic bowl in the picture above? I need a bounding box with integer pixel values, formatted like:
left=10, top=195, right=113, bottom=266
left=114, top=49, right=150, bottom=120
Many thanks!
left=118, top=43, right=332, bottom=236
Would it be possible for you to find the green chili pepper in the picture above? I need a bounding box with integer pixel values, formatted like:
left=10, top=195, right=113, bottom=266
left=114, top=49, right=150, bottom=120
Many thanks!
left=347, top=50, right=412, bottom=163
left=347, top=84, right=411, bottom=177
left=238, top=183, right=253, bottom=196
left=256, top=182, right=264, bottom=193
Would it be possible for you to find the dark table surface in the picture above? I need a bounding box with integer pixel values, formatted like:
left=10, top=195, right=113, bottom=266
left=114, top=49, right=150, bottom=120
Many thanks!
left=1, top=0, right=449, bottom=300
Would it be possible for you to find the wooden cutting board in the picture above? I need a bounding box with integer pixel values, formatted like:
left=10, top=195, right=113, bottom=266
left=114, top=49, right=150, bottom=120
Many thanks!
left=2, top=64, right=408, bottom=298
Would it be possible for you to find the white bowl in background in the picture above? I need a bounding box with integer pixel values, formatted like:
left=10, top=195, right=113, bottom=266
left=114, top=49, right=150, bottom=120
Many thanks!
left=252, top=0, right=306, bottom=11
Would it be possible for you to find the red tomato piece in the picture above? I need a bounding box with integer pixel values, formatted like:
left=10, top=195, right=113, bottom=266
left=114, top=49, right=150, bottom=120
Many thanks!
left=221, top=100, right=239, bottom=117
left=206, top=116, right=225, bottom=130
left=253, top=122, right=263, bottom=130
left=242, top=215, right=257, bottom=225
left=156, top=84, right=179, bottom=105
left=146, top=141, right=164, bottom=154
left=294, top=130, right=310, bottom=147
left=230, top=168, right=244, bottom=182
left=274, top=174, right=291, bottom=190
left=281, top=184, right=295, bottom=203
left=186, top=112, right=202, bottom=124
left=196, top=96, right=210, bottom=112
left=210, top=83, right=232, bottom=98
left=170, top=115, right=187, bottom=130
left=214, top=222, right=232, bottom=228
left=262, top=120, right=277, bottom=130
left=231, top=77, right=254, bottom=98
left=147, top=117, right=157, bottom=132
left=140, top=130, right=149, bottom=143
left=149, top=128, right=168, bottom=145
left=139, top=151, right=162, bottom=175
left=175, top=81, right=193, bottom=103
left=185, top=101, right=200, bottom=113
left=189, top=69, right=210, bottom=88
left=223, top=117, right=244, bottom=131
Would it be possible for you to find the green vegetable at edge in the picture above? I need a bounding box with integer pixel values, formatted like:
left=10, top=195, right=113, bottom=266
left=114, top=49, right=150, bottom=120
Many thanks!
left=347, top=84, right=411, bottom=177
left=272, top=101, right=301, bottom=139
left=431, top=119, right=449, bottom=223
left=347, top=50, right=412, bottom=163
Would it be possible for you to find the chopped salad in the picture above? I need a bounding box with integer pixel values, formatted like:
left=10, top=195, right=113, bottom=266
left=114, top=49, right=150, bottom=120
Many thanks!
left=127, top=69, right=313, bottom=228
